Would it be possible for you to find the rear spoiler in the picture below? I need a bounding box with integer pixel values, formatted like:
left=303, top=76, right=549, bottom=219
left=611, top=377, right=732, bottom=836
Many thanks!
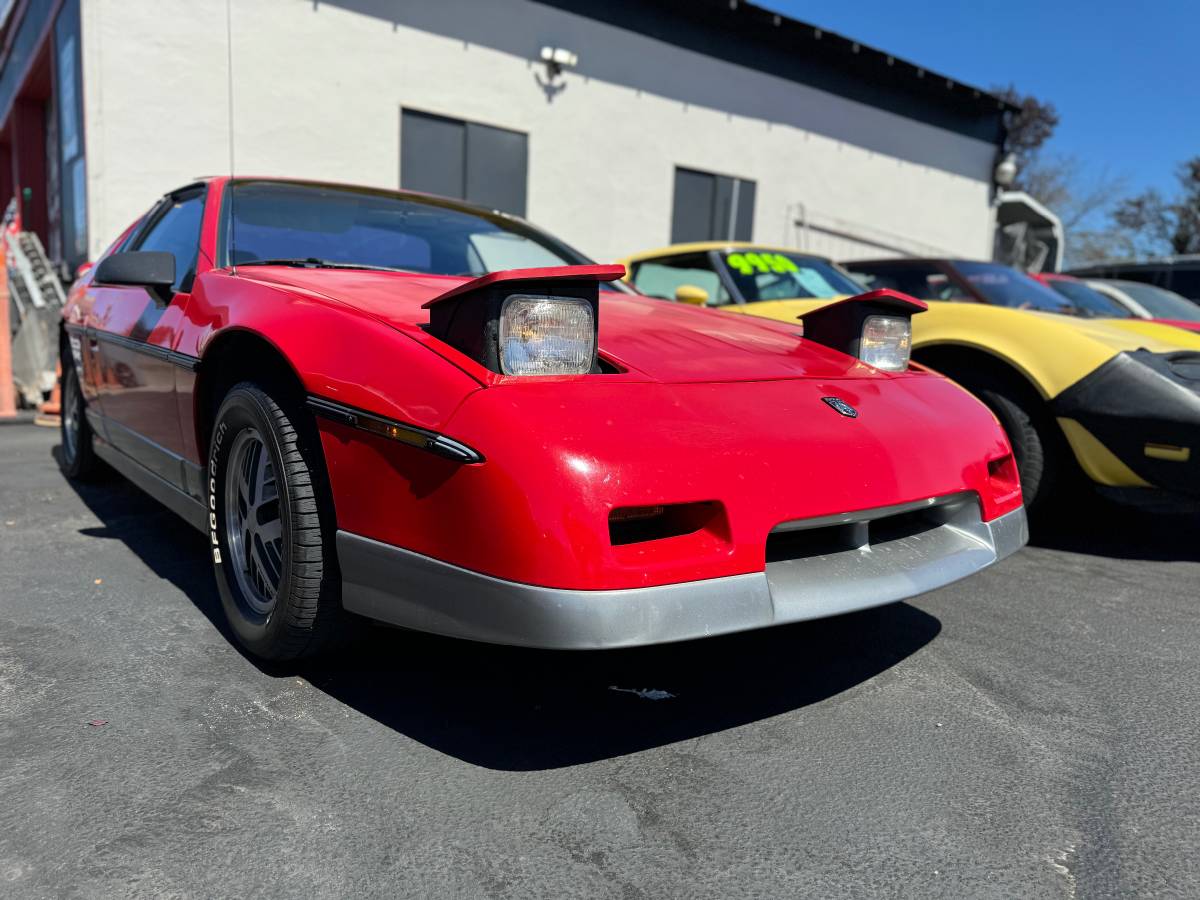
left=798, top=289, right=927, bottom=358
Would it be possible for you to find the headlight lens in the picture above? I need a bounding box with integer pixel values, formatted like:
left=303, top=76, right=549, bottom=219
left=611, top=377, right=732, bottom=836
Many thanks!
left=499, top=294, right=596, bottom=376
left=859, top=314, right=911, bottom=372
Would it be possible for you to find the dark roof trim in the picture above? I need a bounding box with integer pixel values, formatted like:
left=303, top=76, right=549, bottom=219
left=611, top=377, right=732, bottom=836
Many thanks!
left=536, top=0, right=1016, bottom=144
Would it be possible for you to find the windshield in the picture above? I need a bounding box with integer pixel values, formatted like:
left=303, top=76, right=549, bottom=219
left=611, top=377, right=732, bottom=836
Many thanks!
left=718, top=250, right=863, bottom=301
left=1044, top=278, right=1133, bottom=318
left=954, top=261, right=1073, bottom=313
left=222, top=181, right=589, bottom=277
left=1108, top=280, right=1200, bottom=321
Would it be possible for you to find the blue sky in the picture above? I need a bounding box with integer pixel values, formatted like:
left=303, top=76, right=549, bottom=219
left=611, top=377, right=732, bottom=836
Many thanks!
left=762, top=0, right=1199, bottom=196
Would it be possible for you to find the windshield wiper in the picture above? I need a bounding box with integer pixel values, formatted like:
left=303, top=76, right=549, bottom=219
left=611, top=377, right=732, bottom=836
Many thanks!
left=235, top=257, right=411, bottom=273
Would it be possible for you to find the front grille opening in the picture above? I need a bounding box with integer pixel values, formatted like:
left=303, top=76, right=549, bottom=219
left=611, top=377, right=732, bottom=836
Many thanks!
left=767, top=503, right=954, bottom=563
left=867, top=508, right=939, bottom=545
left=609, top=501, right=719, bottom=546
left=766, top=523, right=860, bottom=563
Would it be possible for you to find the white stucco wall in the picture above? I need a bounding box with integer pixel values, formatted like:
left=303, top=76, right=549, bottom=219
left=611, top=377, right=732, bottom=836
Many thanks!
left=79, top=0, right=998, bottom=264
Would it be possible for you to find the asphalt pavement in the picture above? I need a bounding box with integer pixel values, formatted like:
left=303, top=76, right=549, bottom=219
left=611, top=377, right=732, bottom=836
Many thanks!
left=1, top=420, right=1198, bottom=898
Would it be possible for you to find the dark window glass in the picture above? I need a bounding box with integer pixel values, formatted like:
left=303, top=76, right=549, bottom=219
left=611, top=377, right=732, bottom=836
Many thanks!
left=671, top=167, right=755, bottom=243
left=224, top=181, right=593, bottom=278
left=954, top=261, right=1071, bottom=312
left=1045, top=278, right=1133, bottom=318
left=1107, top=280, right=1200, bottom=320
left=719, top=251, right=862, bottom=301
left=400, top=110, right=527, bottom=216
left=133, top=191, right=205, bottom=292
left=843, top=262, right=972, bottom=301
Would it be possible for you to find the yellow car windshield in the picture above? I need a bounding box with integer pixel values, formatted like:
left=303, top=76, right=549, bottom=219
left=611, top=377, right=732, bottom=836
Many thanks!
left=720, top=250, right=863, bottom=301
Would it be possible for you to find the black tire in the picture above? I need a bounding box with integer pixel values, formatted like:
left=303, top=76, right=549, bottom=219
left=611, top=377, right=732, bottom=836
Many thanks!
left=58, top=340, right=100, bottom=480
left=208, top=382, right=346, bottom=660
left=974, top=381, right=1071, bottom=516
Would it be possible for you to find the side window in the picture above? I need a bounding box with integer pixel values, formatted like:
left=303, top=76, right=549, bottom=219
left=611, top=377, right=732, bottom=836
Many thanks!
left=846, top=264, right=969, bottom=301
left=632, top=255, right=730, bottom=304
left=132, top=191, right=205, bottom=293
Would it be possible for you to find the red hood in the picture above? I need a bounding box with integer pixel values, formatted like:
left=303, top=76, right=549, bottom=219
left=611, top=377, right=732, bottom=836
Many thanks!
left=241, top=267, right=889, bottom=383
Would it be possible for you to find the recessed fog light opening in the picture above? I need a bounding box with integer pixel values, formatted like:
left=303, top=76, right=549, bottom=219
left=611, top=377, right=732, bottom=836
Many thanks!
left=609, top=501, right=720, bottom=546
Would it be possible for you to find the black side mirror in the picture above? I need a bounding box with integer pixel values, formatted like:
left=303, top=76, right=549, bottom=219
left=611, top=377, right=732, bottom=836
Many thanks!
left=93, top=251, right=176, bottom=303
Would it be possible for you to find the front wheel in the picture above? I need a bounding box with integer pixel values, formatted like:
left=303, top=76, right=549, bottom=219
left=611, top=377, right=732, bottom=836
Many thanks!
left=208, top=383, right=346, bottom=660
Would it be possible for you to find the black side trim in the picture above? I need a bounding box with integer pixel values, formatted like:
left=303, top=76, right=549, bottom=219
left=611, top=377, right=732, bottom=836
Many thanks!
left=90, top=329, right=200, bottom=371
left=306, top=395, right=485, bottom=464
left=93, top=436, right=208, bottom=533
left=102, top=415, right=191, bottom=490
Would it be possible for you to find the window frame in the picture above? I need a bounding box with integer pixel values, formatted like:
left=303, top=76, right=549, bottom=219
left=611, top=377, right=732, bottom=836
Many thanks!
left=128, top=184, right=208, bottom=295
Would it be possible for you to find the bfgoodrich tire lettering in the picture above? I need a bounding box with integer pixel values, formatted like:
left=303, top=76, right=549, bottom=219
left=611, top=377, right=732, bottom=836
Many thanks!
left=208, top=382, right=345, bottom=660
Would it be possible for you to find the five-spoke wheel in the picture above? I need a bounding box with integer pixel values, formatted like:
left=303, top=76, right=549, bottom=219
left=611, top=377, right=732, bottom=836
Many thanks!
left=209, top=382, right=345, bottom=660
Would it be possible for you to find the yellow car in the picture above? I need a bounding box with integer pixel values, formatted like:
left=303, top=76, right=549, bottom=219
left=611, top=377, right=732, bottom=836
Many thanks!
left=621, top=242, right=1200, bottom=513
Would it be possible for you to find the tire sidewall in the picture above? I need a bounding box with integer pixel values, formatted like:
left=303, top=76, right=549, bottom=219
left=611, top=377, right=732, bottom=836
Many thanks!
left=209, top=387, right=297, bottom=654
left=979, top=387, right=1050, bottom=512
left=58, top=342, right=92, bottom=479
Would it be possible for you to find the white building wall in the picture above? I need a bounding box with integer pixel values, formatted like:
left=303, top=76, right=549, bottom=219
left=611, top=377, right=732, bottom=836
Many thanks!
left=79, top=0, right=998, bottom=264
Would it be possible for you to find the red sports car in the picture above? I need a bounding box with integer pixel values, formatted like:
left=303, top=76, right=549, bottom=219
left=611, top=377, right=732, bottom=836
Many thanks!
left=59, top=178, right=1026, bottom=660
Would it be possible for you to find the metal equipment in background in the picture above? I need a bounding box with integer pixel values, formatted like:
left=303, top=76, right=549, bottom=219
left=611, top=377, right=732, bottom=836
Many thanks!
left=3, top=198, right=67, bottom=410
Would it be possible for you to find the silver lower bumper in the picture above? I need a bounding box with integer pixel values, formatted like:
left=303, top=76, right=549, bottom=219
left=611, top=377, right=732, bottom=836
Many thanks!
left=337, top=500, right=1027, bottom=650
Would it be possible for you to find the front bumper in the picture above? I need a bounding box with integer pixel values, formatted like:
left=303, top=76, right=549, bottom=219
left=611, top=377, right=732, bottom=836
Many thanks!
left=337, top=497, right=1027, bottom=650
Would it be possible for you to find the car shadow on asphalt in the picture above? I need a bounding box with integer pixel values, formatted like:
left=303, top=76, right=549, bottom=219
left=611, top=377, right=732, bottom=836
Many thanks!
left=1029, top=488, right=1200, bottom=562
left=59, top=448, right=946, bottom=770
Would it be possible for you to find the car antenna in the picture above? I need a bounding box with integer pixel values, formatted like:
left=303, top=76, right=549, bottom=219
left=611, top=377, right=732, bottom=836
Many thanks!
left=225, top=0, right=237, bottom=276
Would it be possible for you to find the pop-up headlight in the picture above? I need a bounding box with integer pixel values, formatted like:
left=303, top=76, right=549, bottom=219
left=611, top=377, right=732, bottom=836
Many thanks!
left=499, top=295, right=595, bottom=375
left=422, top=264, right=623, bottom=376
left=859, top=314, right=912, bottom=372
left=798, top=289, right=926, bottom=372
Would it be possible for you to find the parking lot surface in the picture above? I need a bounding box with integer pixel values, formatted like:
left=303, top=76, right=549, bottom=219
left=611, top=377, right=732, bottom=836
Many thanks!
left=2, top=421, right=1198, bottom=898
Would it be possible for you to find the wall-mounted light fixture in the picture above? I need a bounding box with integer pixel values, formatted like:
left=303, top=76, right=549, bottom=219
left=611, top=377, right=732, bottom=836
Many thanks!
left=994, top=152, right=1018, bottom=188
left=540, top=46, right=579, bottom=79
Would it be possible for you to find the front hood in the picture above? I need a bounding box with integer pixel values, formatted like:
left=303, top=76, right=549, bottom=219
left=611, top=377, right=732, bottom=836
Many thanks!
left=241, top=268, right=893, bottom=384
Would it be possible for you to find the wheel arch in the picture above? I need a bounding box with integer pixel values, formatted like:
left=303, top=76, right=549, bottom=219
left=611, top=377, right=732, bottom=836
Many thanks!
left=912, top=340, right=1050, bottom=407
left=193, top=327, right=309, bottom=467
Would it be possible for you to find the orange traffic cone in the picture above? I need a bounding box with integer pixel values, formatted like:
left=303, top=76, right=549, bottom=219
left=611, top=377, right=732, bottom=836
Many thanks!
left=34, top=359, right=61, bottom=427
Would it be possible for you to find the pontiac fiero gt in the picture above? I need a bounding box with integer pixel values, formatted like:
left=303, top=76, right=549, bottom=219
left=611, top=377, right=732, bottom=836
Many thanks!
left=59, top=179, right=1025, bottom=660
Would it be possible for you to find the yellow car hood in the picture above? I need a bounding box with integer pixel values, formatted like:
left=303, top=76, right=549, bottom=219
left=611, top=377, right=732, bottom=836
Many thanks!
left=719, top=297, right=1200, bottom=398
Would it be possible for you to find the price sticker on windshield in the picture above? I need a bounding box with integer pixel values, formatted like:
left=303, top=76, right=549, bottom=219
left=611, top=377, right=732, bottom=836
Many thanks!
left=727, top=252, right=799, bottom=276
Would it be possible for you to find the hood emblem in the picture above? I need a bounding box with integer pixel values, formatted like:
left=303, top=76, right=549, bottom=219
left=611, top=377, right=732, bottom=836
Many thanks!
left=822, top=396, right=858, bottom=418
